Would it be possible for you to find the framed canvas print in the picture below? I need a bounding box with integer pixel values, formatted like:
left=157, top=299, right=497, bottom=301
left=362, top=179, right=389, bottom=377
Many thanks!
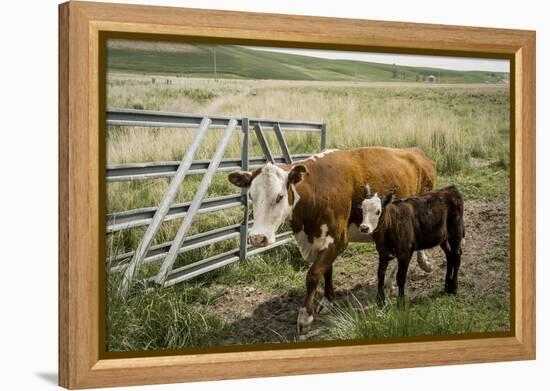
left=58, top=1, right=536, bottom=389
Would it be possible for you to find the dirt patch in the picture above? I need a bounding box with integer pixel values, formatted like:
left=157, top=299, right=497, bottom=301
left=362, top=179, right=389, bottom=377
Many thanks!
left=210, top=196, right=510, bottom=345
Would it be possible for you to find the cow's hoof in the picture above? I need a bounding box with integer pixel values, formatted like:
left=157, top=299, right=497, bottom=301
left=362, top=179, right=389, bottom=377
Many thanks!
left=316, top=297, right=334, bottom=314
left=417, top=251, right=433, bottom=273
left=418, top=259, right=433, bottom=273
left=296, top=307, right=314, bottom=335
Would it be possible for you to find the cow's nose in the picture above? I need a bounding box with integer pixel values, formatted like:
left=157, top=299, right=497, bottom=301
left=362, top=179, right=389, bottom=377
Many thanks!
left=360, top=225, right=370, bottom=234
left=249, top=234, right=268, bottom=247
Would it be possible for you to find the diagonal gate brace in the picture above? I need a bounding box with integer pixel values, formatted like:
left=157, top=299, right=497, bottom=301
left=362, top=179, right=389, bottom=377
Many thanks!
left=253, top=123, right=275, bottom=164
left=119, top=117, right=211, bottom=295
left=154, top=119, right=238, bottom=286
left=273, top=122, right=293, bottom=164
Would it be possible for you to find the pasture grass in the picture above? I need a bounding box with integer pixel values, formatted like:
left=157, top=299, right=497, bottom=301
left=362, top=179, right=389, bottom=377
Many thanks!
left=206, top=244, right=308, bottom=292
left=105, top=77, right=510, bottom=351
left=107, top=275, right=228, bottom=351
left=321, top=292, right=509, bottom=340
left=437, top=164, right=509, bottom=200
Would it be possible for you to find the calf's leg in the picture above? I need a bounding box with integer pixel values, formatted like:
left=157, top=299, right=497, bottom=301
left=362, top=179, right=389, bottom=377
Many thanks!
left=396, top=253, right=412, bottom=304
left=443, top=229, right=463, bottom=294
left=449, top=245, right=462, bottom=294
left=441, top=241, right=454, bottom=293
left=377, top=254, right=393, bottom=305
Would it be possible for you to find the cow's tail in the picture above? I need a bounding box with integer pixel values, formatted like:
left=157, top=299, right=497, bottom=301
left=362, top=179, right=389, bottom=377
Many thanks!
left=420, top=158, right=437, bottom=193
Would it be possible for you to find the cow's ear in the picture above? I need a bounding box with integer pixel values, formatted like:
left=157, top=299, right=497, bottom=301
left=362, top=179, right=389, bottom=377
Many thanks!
left=228, top=171, right=253, bottom=188
left=288, top=165, right=307, bottom=184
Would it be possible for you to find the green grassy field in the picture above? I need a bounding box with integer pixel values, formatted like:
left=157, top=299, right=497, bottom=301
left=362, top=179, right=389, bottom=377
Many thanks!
left=105, top=46, right=510, bottom=352
left=107, top=40, right=508, bottom=84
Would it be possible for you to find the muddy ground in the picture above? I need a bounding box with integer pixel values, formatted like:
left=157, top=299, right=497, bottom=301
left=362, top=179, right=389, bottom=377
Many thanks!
left=208, top=196, right=510, bottom=345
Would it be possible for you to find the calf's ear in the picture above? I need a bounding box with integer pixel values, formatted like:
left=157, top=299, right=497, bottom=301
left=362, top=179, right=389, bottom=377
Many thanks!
left=365, top=184, right=372, bottom=198
left=228, top=171, right=253, bottom=188
left=382, top=192, right=395, bottom=207
left=288, top=165, right=307, bottom=184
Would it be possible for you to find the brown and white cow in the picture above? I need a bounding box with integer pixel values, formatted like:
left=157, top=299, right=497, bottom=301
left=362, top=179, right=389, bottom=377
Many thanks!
left=228, top=147, right=436, bottom=333
left=360, top=185, right=465, bottom=304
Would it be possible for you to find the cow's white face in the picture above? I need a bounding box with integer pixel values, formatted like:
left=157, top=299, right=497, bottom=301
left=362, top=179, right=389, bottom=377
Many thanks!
left=228, top=163, right=306, bottom=247
left=248, top=164, right=294, bottom=245
left=360, top=193, right=382, bottom=235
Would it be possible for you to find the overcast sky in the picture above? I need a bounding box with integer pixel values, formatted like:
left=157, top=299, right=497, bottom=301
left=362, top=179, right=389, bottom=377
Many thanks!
left=245, top=46, right=509, bottom=73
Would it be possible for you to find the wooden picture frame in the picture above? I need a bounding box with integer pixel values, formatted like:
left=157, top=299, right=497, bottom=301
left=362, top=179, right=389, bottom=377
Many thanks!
left=59, top=1, right=536, bottom=388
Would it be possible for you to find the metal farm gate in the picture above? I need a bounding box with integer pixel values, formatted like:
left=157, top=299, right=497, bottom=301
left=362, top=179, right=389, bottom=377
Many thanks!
left=106, top=108, right=326, bottom=294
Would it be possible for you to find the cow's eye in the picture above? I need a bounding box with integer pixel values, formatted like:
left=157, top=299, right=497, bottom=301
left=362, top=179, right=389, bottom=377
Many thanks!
left=275, top=194, right=283, bottom=203
left=376, top=210, right=381, bottom=216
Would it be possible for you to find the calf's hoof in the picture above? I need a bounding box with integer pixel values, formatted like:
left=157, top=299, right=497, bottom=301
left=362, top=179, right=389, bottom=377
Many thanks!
left=297, top=307, right=314, bottom=335
left=444, top=281, right=458, bottom=294
left=316, top=297, right=334, bottom=314
left=376, top=293, right=386, bottom=307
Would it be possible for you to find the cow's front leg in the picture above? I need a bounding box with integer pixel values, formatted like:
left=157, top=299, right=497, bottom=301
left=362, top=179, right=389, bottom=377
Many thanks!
left=297, top=266, right=322, bottom=335
left=416, top=250, right=432, bottom=273
left=298, top=247, right=339, bottom=334
left=316, top=266, right=334, bottom=314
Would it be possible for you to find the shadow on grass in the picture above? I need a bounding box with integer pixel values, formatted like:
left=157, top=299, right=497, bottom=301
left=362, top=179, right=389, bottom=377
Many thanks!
left=220, top=281, right=380, bottom=346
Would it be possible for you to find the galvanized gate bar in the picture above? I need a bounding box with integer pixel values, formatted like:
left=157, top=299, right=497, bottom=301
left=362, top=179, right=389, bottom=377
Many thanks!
left=161, top=249, right=241, bottom=287
left=109, top=222, right=247, bottom=270
left=159, top=231, right=294, bottom=287
left=107, top=159, right=241, bottom=182
left=253, top=124, right=275, bottom=164
left=273, top=123, right=293, bottom=164
left=154, top=119, right=238, bottom=286
left=239, top=118, right=250, bottom=261
left=107, top=108, right=324, bottom=131
left=320, top=123, right=327, bottom=150
left=120, top=117, right=212, bottom=294
left=106, top=154, right=313, bottom=182
left=247, top=231, right=294, bottom=256
left=107, top=194, right=243, bottom=233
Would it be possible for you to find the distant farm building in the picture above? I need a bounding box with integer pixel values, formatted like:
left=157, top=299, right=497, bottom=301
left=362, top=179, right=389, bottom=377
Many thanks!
left=427, top=75, right=436, bottom=83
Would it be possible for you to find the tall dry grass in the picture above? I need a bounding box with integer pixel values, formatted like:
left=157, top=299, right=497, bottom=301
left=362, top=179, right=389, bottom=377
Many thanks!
left=107, top=76, right=509, bottom=173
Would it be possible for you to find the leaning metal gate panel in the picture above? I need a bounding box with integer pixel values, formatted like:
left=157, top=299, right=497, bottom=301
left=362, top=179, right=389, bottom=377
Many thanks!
left=106, top=108, right=326, bottom=292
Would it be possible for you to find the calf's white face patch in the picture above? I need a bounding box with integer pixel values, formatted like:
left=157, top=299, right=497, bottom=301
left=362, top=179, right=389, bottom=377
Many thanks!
left=360, top=193, right=382, bottom=234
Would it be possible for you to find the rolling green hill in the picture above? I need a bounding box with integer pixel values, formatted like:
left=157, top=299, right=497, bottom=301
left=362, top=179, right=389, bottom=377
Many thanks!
left=107, top=41, right=508, bottom=84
